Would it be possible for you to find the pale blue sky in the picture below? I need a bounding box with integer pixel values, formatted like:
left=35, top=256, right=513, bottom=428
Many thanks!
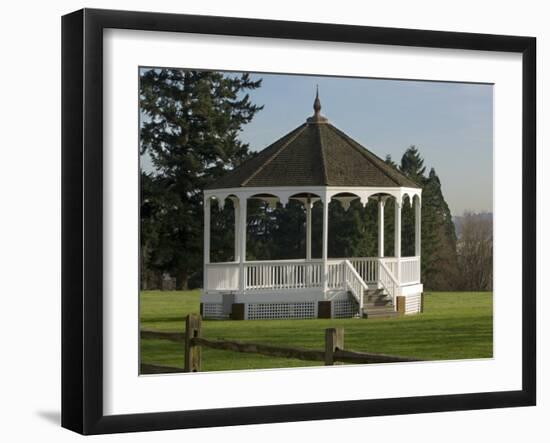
left=238, top=73, right=493, bottom=216
left=141, top=70, right=493, bottom=216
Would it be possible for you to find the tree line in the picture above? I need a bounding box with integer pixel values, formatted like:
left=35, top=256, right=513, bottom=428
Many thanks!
left=455, top=213, right=493, bottom=291
left=140, top=68, right=492, bottom=292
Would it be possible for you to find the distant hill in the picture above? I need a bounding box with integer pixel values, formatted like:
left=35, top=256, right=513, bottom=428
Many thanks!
left=453, top=212, right=493, bottom=239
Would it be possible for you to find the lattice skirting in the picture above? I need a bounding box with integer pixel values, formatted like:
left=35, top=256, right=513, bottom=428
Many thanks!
left=333, top=299, right=360, bottom=318
left=247, top=302, right=316, bottom=320
left=202, top=300, right=362, bottom=320
left=405, top=293, right=422, bottom=314
left=202, top=303, right=229, bottom=320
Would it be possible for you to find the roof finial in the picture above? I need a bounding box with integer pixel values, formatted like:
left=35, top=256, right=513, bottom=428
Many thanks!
left=307, top=85, right=328, bottom=124
left=313, top=85, right=321, bottom=115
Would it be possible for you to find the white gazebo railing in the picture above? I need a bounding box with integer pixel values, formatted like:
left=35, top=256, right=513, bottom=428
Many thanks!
left=378, top=260, right=400, bottom=305
left=348, top=258, right=379, bottom=283
left=327, top=260, right=345, bottom=288
left=206, top=262, right=239, bottom=291
left=343, top=260, right=368, bottom=312
left=204, top=256, right=420, bottom=295
left=400, top=256, right=421, bottom=285
left=379, top=257, right=399, bottom=277
left=327, top=257, right=381, bottom=288
left=245, top=259, right=323, bottom=290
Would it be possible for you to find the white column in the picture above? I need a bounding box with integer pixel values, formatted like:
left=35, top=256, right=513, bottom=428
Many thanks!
left=415, top=196, right=421, bottom=257
left=305, top=198, right=312, bottom=261
left=378, top=198, right=385, bottom=258
left=203, top=197, right=211, bottom=291
left=394, top=198, right=402, bottom=284
left=238, top=197, right=247, bottom=293
left=322, top=195, right=329, bottom=295
left=233, top=198, right=240, bottom=262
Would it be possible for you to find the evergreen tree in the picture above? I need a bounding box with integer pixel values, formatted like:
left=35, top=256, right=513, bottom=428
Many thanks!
left=397, top=146, right=459, bottom=290
left=421, top=168, right=459, bottom=289
left=383, top=157, right=396, bottom=257
left=210, top=199, right=236, bottom=263
left=140, top=171, right=163, bottom=289
left=399, top=146, right=424, bottom=256
left=270, top=201, right=307, bottom=260
left=385, top=154, right=397, bottom=168
left=328, top=200, right=372, bottom=258
left=400, top=145, right=426, bottom=182
left=246, top=200, right=274, bottom=261
left=140, top=69, right=263, bottom=289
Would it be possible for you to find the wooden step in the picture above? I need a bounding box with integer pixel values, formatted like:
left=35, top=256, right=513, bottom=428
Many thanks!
left=365, top=297, right=392, bottom=305
left=363, top=301, right=393, bottom=309
left=366, top=312, right=399, bottom=319
left=348, top=291, right=396, bottom=319
left=362, top=300, right=397, bottom=319
left=363, top=295, right=391, bottom=304
left=365, top=288, right=385, bottom=296
left=362, top=309, right=398, bottom=319
left=364, top=305, right=394, bottom=312
left=364, top=292, right=390, bottom=300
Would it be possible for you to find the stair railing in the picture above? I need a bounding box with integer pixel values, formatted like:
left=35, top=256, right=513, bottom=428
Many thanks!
left=343, top=260, right=368, bottom=313
left=378, top=259, right=399, bottom=309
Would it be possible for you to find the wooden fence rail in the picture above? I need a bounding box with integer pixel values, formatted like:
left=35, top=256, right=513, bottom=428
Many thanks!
left=140, top=314, right=421, bottom=374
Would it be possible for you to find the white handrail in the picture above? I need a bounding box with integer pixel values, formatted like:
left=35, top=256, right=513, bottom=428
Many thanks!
left=206, top=261, right=238, bottom=266
left=245, top=258, right=323, bottom=265
left=343, top=260, right=368, bottom=312
left=205, top=262, right=239, bottom=291
left=378, top=259, right=399, bottom=307
left=400, top=256, right=420, bottom=262
left=205, top=257, right=417, bottom=296
left=399, top=256, right=421, bottom=284
left=244, top=261, right=323, bottom=290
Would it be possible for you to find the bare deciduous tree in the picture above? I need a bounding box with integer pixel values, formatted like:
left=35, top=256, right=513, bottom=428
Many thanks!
left=456, top=212, right=493, bottom=291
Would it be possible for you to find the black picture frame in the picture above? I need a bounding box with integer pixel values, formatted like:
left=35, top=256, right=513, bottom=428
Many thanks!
left=61, top=8, right=536, bottom=435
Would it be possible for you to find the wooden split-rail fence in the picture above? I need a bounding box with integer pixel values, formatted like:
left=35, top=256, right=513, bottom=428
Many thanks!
left=140, top=314, right=421, bottom=374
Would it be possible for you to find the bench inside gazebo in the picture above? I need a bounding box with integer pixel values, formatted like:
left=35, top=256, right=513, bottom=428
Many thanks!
left=201, top=92, right=423, bottom=320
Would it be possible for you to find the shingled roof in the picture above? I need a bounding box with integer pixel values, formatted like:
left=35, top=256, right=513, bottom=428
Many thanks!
left=206, top=91, right=419, bottom=190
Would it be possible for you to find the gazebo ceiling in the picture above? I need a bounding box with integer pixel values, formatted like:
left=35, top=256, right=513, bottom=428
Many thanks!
left=206, top=91, right=420, bottom=191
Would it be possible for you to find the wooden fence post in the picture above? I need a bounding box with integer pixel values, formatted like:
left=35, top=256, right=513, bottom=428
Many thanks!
left=325, top=327, right=344, bottom=365
left=184, top=314, right=202, bottom=372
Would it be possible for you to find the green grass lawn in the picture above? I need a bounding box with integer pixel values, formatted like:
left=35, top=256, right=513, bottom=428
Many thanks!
left=140, top=290, right=493, bottom=372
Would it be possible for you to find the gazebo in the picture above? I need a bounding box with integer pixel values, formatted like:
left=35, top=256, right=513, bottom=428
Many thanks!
left=201, top=91, right=423, bottom=320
